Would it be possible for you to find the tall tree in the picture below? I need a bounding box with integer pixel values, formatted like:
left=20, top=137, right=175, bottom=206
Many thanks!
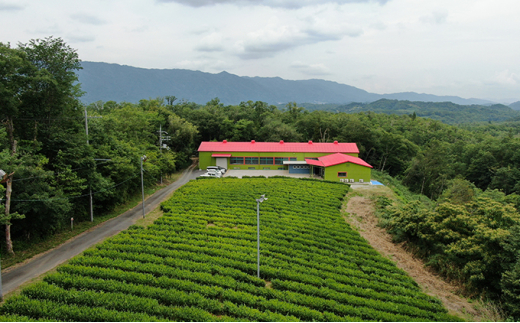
left=0, top=43, right=35, bottom=254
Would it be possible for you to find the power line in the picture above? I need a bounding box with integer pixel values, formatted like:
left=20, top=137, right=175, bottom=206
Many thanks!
left=11, top=160, right=114, bottom=182
left=0, top=116, right=87, bottom=121
left=9, top=173, right=140, bottom=202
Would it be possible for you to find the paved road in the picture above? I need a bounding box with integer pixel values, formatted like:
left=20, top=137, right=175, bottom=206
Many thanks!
left=1, top=166, right=205, bottom=296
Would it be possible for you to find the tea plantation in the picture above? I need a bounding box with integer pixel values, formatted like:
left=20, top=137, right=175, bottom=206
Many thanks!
left=0, top=177, right=461, bottom=321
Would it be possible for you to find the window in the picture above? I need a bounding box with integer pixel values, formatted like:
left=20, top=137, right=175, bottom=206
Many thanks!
left=245, top=157, right=259, bottom=165
left=338, top=172, right=347, bottom=177
left=260, top=157, right=274, bottom=165
left=230, top=157, right=244, bottom=165
left=290, top=157, right=297, bottom=161
left=275, top=157, right=291, bottom=165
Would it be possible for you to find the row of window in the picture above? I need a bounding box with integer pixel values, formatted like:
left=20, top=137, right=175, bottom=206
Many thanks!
left=230, top=157, right=297, bottom=165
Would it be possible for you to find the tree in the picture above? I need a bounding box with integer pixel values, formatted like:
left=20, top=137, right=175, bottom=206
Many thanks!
left=16, top=36, right=84, bottom=152
left=0, top=43, right=35, bottom=255
left=0, top=149, right=26, bottom=255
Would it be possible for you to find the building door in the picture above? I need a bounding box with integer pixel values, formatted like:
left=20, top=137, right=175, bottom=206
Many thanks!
left=216, top=157, right=228, bottom=169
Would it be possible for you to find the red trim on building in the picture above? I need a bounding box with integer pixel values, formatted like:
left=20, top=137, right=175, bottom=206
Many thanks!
left=305, top=153, right=373, bottom=168
left=198, top=141, right=359, bottom=154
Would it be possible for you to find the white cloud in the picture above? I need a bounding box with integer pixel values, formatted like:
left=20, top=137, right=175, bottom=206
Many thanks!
left=195, top=32, right=225, bottom=52
left=156, top=0, right=390, bottom=9
left=0, top=1, right=24, bottom=11
left=66, top=35, right=96, bottom=43
left=70, top=13, right=107, bottom=25
left=492, top=70, right=519, bottom=86
left=420, top=10, right=448, bottom=25
left=291, top=61, right=331, bottom=76
left=234, top=17, right=362, bottom=59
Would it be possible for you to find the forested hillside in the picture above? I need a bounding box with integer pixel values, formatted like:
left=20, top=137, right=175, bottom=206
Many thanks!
left=0, top=38, right=197, bottom=258
left=299, top=99, right=519, bottom=124
left=77, top=61, right=494, bottom=106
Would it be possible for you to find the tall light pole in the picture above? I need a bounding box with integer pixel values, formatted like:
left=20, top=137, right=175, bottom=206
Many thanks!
left=140, top=155, right=147, bottom=218
left=256, top=194, right=267, bottom=278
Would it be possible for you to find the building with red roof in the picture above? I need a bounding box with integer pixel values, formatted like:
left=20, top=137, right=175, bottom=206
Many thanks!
left=198, top=140, right=372, bottom=183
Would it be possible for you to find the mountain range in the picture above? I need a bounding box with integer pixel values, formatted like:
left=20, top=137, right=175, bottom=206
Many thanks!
left=77, top=61, right=501, bottom=106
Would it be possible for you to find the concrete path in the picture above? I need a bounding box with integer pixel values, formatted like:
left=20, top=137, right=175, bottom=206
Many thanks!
left=1, top=166, right=205, bottom=296
left=223, top=169, right=312, bottom=178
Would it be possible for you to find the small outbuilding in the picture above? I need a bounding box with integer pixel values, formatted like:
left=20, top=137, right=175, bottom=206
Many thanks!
left=198, top=140, right=372, bottom=183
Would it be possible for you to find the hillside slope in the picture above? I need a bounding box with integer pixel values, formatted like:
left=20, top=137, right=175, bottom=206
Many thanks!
left=311, top=99, right=520, bottom=124
left=77, top=61, right=493, bottom=106
left=0, top=177, right=460, bottom=322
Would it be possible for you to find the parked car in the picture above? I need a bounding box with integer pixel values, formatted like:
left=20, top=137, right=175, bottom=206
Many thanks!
left=200, top=170, right=222, bottom=178
left=207, top=166, right=226, bottom=175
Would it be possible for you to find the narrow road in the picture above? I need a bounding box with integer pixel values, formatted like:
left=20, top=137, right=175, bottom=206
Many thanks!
left=1, top=166, right=205, bottom=296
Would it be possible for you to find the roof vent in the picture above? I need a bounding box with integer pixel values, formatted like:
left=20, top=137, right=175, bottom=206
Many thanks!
left=223, top=140, right=227, bottom=143
left=251, top=140, right=256, bottom=143
left=334, top=141, right=338, bottom=144
left=280, top=140, right=284, bottom=144
left=308, top=140, right=313, bottom=144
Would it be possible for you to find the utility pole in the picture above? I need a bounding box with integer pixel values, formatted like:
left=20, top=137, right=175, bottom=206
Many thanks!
left=85, top=107, right=102, bottom=222
left=156, top=125, right=171, bottom=184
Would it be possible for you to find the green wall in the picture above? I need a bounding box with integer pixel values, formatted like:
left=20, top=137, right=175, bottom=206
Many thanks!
left=199, top=151, right=358, bottom=170
left=323, top=163, right=372, bottom=182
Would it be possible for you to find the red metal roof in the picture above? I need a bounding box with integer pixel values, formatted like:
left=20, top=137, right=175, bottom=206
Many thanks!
left=305, top=153, right=373, bottom=168
left=198, top=141, right=359, bottom=154
left=212, top=154, right=232, bottom=157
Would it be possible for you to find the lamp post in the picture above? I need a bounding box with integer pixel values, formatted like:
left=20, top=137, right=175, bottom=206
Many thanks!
left=140, top=155, right=147, bottom=218
left=256, top=194, right=268, bottom=278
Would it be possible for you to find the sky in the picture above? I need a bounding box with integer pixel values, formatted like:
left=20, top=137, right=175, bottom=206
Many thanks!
left=1, top=0, right=519, bottom=103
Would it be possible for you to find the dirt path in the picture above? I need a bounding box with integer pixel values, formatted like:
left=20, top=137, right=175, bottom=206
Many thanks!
left=343, top=186, right=500, bottom=322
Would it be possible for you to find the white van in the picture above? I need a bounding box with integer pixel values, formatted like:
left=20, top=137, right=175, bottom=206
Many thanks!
left=200, top=170, right=222, bottom=178
left=207, top=166, right=226, bottom=175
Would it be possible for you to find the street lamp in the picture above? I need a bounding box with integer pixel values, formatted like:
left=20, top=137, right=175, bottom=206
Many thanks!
left=140, top=155, right=147, bottom=218
left=256, top=194, right=268, bottom=278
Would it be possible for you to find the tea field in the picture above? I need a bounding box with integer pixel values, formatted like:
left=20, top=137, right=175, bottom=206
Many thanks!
left=0, top=177, right=461, bottom=321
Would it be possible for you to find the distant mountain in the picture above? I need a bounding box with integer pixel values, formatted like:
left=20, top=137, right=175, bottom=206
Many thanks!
left=510, top=101, right=520, bottom=110
left=303, top=99, right=519, bottom=124
left=76, top=61, right=495, bottom=106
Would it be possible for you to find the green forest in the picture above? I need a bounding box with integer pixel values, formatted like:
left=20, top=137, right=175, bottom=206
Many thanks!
left=298, top=99, right=520, bottom=124
left=2, top=37, right=520, bottom=320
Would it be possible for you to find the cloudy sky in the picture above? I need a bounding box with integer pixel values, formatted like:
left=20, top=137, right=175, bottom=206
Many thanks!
left=2, top=0, right=519, bottom=102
